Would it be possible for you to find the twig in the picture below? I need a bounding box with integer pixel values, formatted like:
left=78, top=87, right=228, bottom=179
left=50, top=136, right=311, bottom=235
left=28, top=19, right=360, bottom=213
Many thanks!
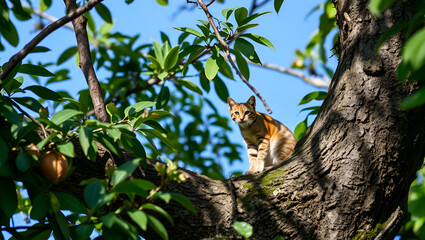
left=206, top=0, right=215, bottom=7
left=9, top=98, right=48, bottom=139
left=21, top=3, right=74, bottom=30
left=0, top=0, right=104, bottom=81
left=238, top=57, right=331, bottom=88
left=195, top=0, right=273, bottom=113
left=63, top=0, right=109, bottom=123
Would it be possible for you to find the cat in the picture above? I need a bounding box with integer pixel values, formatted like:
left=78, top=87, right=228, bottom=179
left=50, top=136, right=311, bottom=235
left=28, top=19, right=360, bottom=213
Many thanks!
left=227, top=96, right=297, bottom=174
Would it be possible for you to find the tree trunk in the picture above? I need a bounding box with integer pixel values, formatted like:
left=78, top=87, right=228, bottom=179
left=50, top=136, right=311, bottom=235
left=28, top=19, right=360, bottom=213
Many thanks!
left=58, top=0, right=425, bottom=239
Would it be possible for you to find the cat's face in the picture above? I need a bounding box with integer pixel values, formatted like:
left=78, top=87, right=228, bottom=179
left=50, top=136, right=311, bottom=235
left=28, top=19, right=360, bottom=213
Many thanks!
left=227, top=96, right=257, bottom=128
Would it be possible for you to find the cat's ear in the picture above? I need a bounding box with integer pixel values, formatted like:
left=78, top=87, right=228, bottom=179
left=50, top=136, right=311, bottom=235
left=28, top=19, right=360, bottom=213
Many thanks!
left=247, top=96, right=256, bottom=108
left=227, top=97, right=237, bottom=109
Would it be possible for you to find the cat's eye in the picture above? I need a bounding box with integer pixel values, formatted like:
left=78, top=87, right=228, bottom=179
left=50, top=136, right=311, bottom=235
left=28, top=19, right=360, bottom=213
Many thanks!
left=245, top=111, right=251, bottom=115
left=234, top=111, right=239, bottom=115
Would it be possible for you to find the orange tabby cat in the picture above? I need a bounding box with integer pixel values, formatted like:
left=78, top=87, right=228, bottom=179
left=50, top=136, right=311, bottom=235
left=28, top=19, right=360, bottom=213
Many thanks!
left=227, top=96, right=297, bottom=174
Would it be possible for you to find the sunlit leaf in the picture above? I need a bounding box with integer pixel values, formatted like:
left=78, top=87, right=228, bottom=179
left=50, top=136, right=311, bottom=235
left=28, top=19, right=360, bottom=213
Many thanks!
left=232, top=221, right=253, bottom=239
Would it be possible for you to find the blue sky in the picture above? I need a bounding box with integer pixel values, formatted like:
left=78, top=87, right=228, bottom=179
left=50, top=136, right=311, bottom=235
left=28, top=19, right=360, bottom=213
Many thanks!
left=2, top=0, right=336, bottom=236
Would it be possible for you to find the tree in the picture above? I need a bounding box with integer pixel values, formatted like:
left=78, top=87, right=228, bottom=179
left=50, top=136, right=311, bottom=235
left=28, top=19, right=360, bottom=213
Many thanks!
left=0, top=0, right=424, bottom=239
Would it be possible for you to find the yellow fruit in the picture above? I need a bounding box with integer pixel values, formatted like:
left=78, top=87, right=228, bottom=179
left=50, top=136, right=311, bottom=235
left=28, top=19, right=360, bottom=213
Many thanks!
left=40, top=150, right=69, bottom=183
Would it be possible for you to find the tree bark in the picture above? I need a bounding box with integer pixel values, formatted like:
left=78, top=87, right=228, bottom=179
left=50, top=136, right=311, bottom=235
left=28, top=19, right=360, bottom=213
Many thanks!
left=58, top=0, right=425, bottom=239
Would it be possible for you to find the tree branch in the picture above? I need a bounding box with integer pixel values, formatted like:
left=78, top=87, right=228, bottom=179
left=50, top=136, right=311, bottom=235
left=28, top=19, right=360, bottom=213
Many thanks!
left=0, top=0, right=104, bottom=81
left=9, top=98, right=48, bottom=139
left=239, top=57, right=331, bottom=88
left=21, top=3, right=74, bottom=30
left=195, top=0, right=273, bottom=114
left=63, top=0, right=109, bottom=123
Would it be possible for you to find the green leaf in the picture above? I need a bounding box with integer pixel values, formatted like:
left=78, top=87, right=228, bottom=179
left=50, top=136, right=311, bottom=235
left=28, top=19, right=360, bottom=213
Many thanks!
left=79, top=126, right=94, bottom=160
left=239, top=11, right=271, bottom=26
left=298, top=91, right=327, bottom=105
left=95, top=3, right=112, bottom=23
left=24, top=85, right=62, bottom=101
left=2, top=61, right=21, bottom=84
left=213, top=77, right=229, bottom=103
left=138, top=129, right=176, bottom=152
left=51, top=109, right=83, bottom=125
left=401, top=86, right=425, bottom=109
left=294, top=120, right=307, bottom=141
left=0, top=20, right=19, bottom=47
left=30, top=194, right=50, bottom=220
left=156, top=86, right=170, bottom=109
left=218, top=58, right=234, bottom=79
left=55, top=192, right=86, bottom=214
left=369, top=0, right=396, bottom=15
left=234, top=7, right=248, bottom=25
left=174, top=27, right=204, bottom=39
left=74, top=224, right=94, bottom=240
left=205, top=55, right=220, bottom=80
left=12, top=97, right=43, bottom=113
left=0, top=178, right=17, bottom=224
left=112, top=158, right=141, bottom=186
left=153, top=40, right=165, bottom=67
left=176, top=79, right=203, bottom=95
left=112, top=179, right=156, bottom=197
left=52, top=211, right=70, bottom=240
left=106, top=102, right=118, bottom=117
left=30, top=46, right=51, bottom=53
left=57, top=46, right=78, bottom=65
left=141, top=203, right=173, bottom=225
left=232, top=221, right=253, bottom=239
left=56, top=142, right=75, bottom=158
left=164, top=45, right=180, bottom=71
left=94, top=133, right=121, bottom=157
left=222, top=7, right=237, bottom=21
left=235, top=38, right=262, bottom=64
left=19, top=64, right=55, bottom=77
left=16, top=150, right=31, bottom=172
left=156, top=0, right=168, bottom=5
left=170, top=193, right=197, bottom=214
left=147, top=214, right=169, bottom=240
left=240, top=33, right=275, bottom=50
left=124, top=101, right=156, bottom=118
left=3, top=76, right=23, bottom=94
left=84, top=180, right=113, bottom=210
left=232, top=50, right=250, bottom=80
left=147, top=55, right=162, bottom=70
left=236, top=23, right=259, bottom=33
left=40, top=0, right=52, bottom=11
left=127, top=209, right=148, bottom=231
left=120, top=133, right=146, bottom=159
left=403, top=28, right=425, bottom=71
left=274, top=0, right=284, bottom=14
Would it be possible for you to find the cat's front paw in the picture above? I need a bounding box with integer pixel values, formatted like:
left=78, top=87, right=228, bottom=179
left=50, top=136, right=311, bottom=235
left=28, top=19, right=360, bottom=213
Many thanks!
left=244, top=170, right=261, bottom=175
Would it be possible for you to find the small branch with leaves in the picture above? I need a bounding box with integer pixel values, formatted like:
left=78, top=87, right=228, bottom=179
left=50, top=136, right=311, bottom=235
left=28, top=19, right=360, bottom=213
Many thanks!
left=0, top=0, right=104, bottom=81
left=195, top=0, right=273, bottom=113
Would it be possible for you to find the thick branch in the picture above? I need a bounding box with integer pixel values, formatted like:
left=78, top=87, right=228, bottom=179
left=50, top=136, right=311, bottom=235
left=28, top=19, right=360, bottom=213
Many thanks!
left=63, top=0, right=109, bottom=123
left=0, top=0, right=103, bottom=81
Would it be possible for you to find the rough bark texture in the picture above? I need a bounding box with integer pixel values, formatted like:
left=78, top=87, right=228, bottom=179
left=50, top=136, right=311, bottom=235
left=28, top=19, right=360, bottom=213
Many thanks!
left=57, top=0, right=425, bottom=239
left=63, top=0, right=109, bottom=123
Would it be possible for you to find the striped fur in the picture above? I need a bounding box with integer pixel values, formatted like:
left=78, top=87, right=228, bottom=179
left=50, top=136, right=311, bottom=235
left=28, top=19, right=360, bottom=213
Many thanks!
left=228, top=96, right=297, bottom=174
